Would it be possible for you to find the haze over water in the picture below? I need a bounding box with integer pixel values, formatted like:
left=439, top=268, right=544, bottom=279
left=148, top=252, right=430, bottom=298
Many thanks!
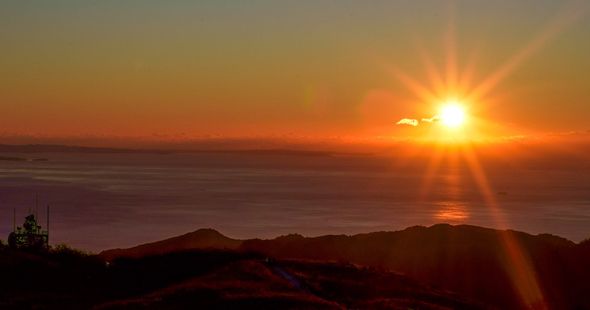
left=1, top=152, right=588, bottom=253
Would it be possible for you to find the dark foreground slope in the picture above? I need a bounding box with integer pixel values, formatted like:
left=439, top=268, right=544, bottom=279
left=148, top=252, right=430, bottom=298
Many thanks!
left=0, top=246, right=485, bottom=310
left=0, top=246, right=260, bottom=309
left=96, top=259, right=487, bottom=310
left=240, top=224, right=590, bottom=310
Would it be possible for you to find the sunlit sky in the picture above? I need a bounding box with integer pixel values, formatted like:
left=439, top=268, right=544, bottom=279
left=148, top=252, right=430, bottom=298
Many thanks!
left=2, top=1, right=590, bottom=144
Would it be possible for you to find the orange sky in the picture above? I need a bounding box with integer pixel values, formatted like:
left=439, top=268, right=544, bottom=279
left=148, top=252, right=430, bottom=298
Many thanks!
left=1, top=1, right=590, bottom=146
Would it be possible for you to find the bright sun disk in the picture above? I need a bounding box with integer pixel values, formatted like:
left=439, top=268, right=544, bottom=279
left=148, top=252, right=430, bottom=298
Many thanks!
left=441, top=105, right=464, bottom=127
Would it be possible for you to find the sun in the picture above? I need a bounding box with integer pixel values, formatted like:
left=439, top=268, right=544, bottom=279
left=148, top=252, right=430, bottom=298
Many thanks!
left=441, top=105, right=464, bottom=127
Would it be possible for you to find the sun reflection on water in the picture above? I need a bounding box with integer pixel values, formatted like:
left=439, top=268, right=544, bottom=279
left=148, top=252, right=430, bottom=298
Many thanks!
left=434, top=202, right=469, bottom=222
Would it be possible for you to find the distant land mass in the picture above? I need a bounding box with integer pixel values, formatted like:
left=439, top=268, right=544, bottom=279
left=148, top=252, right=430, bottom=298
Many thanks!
left=98, top=224, right=590, bottom=310
left=0, top=155, right=48, bottom=161
left=0, top=156, right=28, bottom=161
left=0, top=143, right=373, bottom=157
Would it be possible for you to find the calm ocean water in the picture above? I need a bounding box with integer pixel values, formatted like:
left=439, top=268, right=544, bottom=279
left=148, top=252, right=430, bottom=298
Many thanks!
left=1, top=152, right=589, bottom=252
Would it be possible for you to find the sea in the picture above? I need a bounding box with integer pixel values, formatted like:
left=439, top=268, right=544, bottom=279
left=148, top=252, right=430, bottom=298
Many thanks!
left=1, top=152, right=589, bottom=253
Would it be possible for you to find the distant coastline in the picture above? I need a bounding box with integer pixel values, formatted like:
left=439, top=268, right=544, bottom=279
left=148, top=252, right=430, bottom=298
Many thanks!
left=0, top=143, right=374, bottom=158
left=0, top=156, right=48, bottom=162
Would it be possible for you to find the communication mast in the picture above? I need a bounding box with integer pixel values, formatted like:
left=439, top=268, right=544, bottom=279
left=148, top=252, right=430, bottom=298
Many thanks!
left=8, top=197, right=50, bottom=250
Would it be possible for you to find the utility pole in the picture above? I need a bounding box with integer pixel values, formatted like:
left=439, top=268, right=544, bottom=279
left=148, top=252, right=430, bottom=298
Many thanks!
left=47, top=205, right=50, bottom=247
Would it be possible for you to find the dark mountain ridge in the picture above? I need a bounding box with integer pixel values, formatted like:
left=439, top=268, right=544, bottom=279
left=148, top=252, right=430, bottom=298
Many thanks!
left=99, top=224, right=590, bottom=310
left=99, top=228, right=242, bottom=261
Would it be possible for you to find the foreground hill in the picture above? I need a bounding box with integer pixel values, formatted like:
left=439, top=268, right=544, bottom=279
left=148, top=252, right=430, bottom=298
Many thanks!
left=97, top=258, right=487, bottom=310
left=100, top=224, right=590, bottom=310
left=0, top=246, right=485, bottom=309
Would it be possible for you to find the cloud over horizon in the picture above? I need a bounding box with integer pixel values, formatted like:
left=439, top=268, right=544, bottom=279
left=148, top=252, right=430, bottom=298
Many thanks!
left=396, top=115, right=442, bottom=126
left=396, top=118, right=419, bottom=126
left=422, top=116, right=441, bottom=123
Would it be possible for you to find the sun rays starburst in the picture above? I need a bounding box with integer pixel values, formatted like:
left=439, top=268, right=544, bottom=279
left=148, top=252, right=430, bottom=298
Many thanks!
left=388, top=3, right=590, bottom=308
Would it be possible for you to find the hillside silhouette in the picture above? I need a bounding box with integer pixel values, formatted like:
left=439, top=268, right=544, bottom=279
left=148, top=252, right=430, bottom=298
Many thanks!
left=100, top=224, right=590, bottom=310
left=2, top=224, right=589, bottom=309
left=99, top=228, right=242, bottom=261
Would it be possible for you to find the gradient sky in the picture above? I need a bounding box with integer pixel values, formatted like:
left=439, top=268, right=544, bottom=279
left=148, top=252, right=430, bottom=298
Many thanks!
left=2, top=1, right=590, bottom=143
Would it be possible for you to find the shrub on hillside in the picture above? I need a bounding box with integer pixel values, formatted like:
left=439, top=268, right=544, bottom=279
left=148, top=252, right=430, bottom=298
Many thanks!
left=52, top=243, right=93, bottom=256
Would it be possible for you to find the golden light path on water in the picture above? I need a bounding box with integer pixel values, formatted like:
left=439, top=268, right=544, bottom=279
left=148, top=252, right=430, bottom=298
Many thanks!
left=392, top=1, right=590, bottom=308
left=434, top=203, right=468, bottom=222
left=433, top=171, right=468, bottom=222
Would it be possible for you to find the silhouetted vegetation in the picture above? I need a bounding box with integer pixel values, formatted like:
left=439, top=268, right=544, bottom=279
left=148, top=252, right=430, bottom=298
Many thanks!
left=53, top=243, right=94, bottom=256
